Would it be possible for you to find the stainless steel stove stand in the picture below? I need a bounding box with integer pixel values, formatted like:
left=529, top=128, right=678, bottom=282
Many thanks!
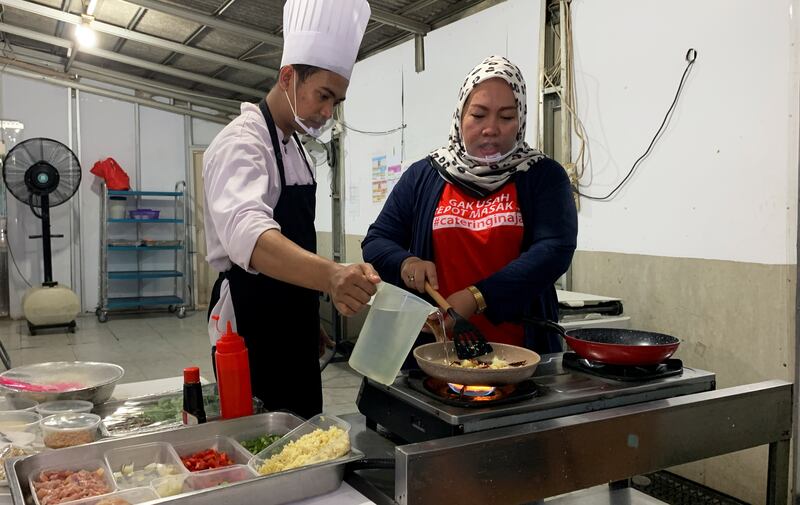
left=389, top=380, right=791, bottom=505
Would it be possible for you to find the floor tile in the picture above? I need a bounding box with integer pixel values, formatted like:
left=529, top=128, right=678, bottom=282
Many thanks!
left=71, top=342, right=129, bottom=362
left=14, top=346, right=77, bottom=365
left=0, top=334, right=21, bottom=351
left=20, top=333, right=70, bottom=349
left=0, top=314, right=364, bottom=416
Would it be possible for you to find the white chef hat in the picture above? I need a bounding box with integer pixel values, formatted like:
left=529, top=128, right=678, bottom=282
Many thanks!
left=280, top=0, right=371, bottom=81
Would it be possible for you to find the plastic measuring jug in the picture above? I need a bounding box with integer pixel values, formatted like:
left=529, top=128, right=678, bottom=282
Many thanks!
left=349, top=282, right=436, bottom=385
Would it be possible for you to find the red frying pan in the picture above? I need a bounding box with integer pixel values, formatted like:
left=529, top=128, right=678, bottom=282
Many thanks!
left=523, top=318, right=680, bottom=366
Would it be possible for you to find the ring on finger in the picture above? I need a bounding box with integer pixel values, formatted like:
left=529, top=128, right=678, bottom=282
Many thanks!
left=408, top=274, right=415, bottom=282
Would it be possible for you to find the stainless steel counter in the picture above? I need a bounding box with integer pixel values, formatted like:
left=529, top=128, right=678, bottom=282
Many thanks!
left=345, top=380, right=792, bottom=505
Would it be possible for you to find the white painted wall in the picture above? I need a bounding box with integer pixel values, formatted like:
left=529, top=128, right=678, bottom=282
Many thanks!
left=314, top=154, right=334, bottom=234
left=570, top=0, right=798, bottom=265
left=338, top=0, right=799, bottom=267
left=0, top=75, right=71, bottom=319
left=0, top=71, right=226, bottom=316
left=191, top=117, right=225, bottom=146
left=340, top=0, right=542, bottom=236
left=139, top=107, right=186, bottom=191
left=78, top=90, right=137, bottom=313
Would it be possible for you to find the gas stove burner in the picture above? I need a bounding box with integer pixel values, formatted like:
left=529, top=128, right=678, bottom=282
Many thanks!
left=561, top=352, right=683, bottom=381
left=448, top=383, right=496, bottom=397
left=406, top=370, right=540, bottom=408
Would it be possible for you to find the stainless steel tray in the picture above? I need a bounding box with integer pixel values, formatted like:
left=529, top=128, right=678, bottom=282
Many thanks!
left=8, top=412, right=365, bottom=505
left=94, top=383, right=264, bottom=437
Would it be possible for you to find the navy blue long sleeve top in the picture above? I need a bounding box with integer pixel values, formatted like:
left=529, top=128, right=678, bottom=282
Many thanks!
left=361, top=156, right=578, bottom=353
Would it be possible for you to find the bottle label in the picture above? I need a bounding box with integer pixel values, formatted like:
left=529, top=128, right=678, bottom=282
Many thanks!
left=182, top=411, right=199, bottom=425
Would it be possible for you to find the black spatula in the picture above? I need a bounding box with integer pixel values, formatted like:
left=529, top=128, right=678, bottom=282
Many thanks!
left=424, top=282, right=493, bottom=360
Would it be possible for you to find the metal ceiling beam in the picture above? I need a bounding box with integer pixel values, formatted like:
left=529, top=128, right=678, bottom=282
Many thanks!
left=430, top=0, right=507, bottom=29
left=52, top=0, right=69, bottom=39
left=0, top=0, right=277, bottom=78
left=363, top=0, right=436, bottom=43
left=370, top=5, right=429, bottom=34
left=119, top=0, right=283, bottom=48
left=9, top=45, right=241, bottom=114
left=401, top=0, right=441, bottom=15
left=0, top=62, right=232, bottom=124
left=209, top=23, right=284, bottom=86
left=64, top=44, right=77, bottom=71
left=0, top=21, right=264, bottom=97
left=122, top=0, right=429, bottom=39
left=361, top=0, right=508, bottom=59
left=112, top=6, right=147, bottom=54
left=159, top=0, right=238, bottom=73
left=360, top=31, right=412, bottom=60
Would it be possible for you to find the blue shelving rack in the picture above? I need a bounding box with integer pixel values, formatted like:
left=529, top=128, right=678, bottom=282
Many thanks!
left=97, top=182, right=190, bottom=321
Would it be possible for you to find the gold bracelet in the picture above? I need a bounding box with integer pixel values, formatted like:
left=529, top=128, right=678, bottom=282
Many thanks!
left=467, top=285, right=487, bottom=314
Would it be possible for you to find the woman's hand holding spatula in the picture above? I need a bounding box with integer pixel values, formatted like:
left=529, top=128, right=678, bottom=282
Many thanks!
left=424, top=282, right=493, bottom=360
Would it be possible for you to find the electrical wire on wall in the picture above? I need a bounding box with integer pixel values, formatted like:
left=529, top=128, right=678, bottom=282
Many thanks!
left=542, top=0, right=592, bottom=182
left=576, top=49, right=697, bottom=201
left=337, top=121, right=406, bottom=136
left=547, top=0, right=698, bottom=202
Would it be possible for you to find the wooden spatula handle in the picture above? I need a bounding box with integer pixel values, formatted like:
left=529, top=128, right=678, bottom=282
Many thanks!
left=424, top=281, right=452, bottom=311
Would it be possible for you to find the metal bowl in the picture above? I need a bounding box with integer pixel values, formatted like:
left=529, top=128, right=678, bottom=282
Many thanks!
left=0, top=361, right=124, bottom=405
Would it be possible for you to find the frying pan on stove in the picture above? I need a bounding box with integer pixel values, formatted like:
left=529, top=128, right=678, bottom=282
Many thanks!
left=413, top=342, right=541, bottom=386
left=523, top=317, right=680, bottom=366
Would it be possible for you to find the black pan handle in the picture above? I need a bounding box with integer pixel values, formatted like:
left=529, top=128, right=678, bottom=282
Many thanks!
left=521, top=316, right=568, bottom=337
left=345, top=458, right=395, bottom=473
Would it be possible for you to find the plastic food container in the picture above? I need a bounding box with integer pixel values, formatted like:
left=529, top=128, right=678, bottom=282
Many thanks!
left=62, top=487, right=158, bottom=505
left=108, top=196, right=127, bottom=220
left=182, top=465, right=256, bottom=492
left=0, top=410, right=41, bottom=447
left=40, top=413, right=101, bottom=449
left=150, top=465, right=257, bottom=498
left=0, top=396, right=38, bottom=412
left=249, top=414, right=352, bottom=476
left=129, top=209, right=159, bottom=220
left=173, top=435, right=251, bottom=472
left=104, top=442, right=186, bottom=489
left=0, top=410, right=41, bottom=432
left=28, top=459, right=114, bottom=505
left=150, top=473, right=188, bottom=498
left=36, top=400, right=94, bottom=417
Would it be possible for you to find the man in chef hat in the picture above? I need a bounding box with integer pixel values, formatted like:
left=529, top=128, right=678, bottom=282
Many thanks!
left=203, top=0, right=377, bottom=418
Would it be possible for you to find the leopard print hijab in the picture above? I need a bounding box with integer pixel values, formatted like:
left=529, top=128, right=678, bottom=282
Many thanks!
left=430, top=55, right=545, bottom=198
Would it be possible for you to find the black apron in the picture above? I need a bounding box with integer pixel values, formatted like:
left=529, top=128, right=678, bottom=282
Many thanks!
left=209, top=100, right=321, bottom=419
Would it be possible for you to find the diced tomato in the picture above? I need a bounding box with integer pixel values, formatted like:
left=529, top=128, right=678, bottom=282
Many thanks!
left=180, top=449, right=234, bottom=472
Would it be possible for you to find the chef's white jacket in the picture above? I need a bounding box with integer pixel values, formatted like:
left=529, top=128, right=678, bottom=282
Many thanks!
left=203, top=102, right=315, bottom=345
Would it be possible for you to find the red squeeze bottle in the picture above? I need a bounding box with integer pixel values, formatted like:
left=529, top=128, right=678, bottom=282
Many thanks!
left=214, top=321, right=254, bottom=419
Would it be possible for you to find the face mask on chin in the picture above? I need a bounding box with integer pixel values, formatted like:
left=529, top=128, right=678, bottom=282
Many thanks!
left=462, top=142, right=518, bottom=165
left=284, top=75, right=328, bottom=138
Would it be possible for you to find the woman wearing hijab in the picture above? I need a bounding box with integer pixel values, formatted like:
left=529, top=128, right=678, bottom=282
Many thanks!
left=362, top=55, right=578, bottom=356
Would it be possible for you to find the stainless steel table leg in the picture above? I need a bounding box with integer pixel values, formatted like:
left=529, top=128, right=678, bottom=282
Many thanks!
left=767, top=439, right=790, bottom=505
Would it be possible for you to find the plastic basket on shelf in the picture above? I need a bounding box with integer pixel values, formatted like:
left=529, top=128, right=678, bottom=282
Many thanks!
left=129, top=209, right=160, bottom=220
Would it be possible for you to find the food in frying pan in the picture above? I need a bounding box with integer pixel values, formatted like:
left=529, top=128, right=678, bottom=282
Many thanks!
left=449, top=356, right=527, bottom=369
